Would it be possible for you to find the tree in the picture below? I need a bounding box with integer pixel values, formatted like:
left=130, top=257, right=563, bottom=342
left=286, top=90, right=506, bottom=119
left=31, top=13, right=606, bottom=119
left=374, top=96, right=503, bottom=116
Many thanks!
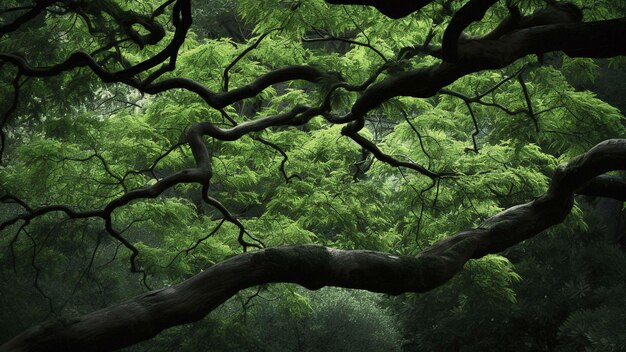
left=1, top=0, right=625, bottom=351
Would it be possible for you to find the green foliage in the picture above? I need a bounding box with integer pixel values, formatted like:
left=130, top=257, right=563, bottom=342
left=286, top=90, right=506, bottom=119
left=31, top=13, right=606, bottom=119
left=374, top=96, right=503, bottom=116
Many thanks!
left=393, top=210, right=626, bottom=351
left=1, top=0, right=626, bottom=350
left=558, top=306, right=626, bottom=352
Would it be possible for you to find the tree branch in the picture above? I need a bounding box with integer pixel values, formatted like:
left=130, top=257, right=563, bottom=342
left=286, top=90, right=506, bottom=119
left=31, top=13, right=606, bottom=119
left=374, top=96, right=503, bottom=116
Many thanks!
left=350, top=17, right=626, bottom=119
left=0, top=0, right=55, bottom=37
left=4, top=138, right=625, bottom=352
left=324, top=0, right=434, bottom=18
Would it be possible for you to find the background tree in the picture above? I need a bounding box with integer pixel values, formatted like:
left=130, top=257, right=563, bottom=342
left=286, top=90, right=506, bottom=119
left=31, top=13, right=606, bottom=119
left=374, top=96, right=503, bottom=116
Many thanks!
left=1, top=0, right=626, bottom=351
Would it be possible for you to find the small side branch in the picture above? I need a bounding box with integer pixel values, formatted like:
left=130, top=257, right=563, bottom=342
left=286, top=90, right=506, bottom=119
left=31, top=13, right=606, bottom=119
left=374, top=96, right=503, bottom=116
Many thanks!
left=165, top=218, right=226, bottom=267
left=253, top=137, right=302, bottom=183
left=518, top=74, right=539, bottom=132
left=303, top=28, right=388, bottom=63
left=224, top=29, right=279, bottom=92
left=464, top=101, right=480, bottom=153
left=347, top=132, right=447, bottom=179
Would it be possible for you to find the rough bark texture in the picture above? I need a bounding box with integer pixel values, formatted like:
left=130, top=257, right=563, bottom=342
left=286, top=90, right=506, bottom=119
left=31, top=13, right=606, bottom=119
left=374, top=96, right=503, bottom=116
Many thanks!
left=2, top=139, right=625, bottom=352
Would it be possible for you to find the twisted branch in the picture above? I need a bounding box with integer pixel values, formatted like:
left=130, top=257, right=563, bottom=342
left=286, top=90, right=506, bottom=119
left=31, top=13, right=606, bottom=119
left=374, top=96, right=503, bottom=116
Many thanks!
left=4, top=139, right=626, bottom=352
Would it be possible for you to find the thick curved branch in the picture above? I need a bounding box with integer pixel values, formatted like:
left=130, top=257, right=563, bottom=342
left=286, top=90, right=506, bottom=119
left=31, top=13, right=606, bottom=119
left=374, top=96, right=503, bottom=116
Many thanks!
left=576, top=175, right=626, bottom=201
left=102, top=168, right=212, bottom=213
left=188, top=105, right=319, bottom=142
left=441, top=0, right=499, bottom=62
left=443, top=2, right=586, bottom=62
left=70, top=0, right=167, bottom=49
left=3, top=4, right=617, bottom=133
left=350, top=17, right=626, bottom=119
left=324, top=0, right=434, bottom=18
left=4, top=138, right=624, bottom=352
left=146, top=65, right=331, bottom=109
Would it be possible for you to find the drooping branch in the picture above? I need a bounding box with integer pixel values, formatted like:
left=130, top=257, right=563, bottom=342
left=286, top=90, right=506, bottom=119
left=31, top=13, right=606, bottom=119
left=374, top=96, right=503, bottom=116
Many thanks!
left=3, top=139, right=626, bottom=352
left=438, top=62, right=529, bottom=116
left=253, top=137, right=302, bottom=183
left=346, top=132, right=447, bottom=179
left=463, top=101, right=480, bottom=153
left=119, top=142, right=184, bottom=183
left=439, top=88, right=529, bottom=116
left=164, top=218, right=226, bottom=268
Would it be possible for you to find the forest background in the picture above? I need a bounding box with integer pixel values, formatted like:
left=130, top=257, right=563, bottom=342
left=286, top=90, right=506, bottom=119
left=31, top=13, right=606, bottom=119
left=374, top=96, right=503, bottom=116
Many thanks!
left=1, top=0, right=626, bottom=351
